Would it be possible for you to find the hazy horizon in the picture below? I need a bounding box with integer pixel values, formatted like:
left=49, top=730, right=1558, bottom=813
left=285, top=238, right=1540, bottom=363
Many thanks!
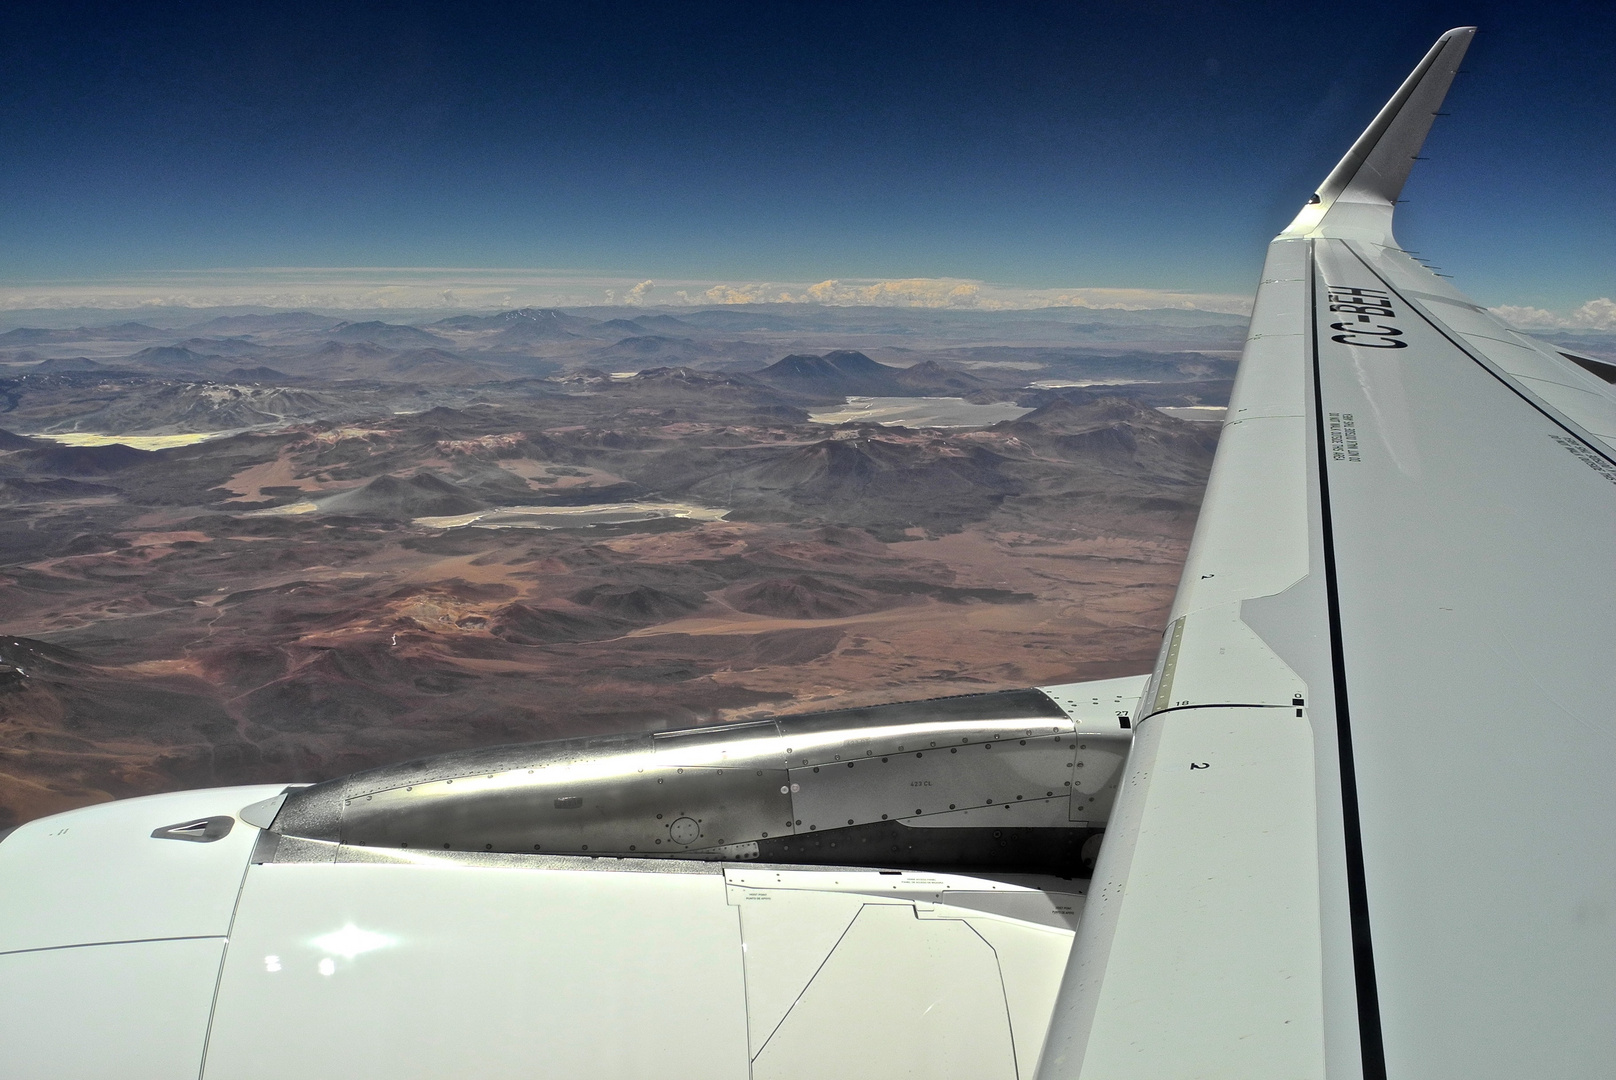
left=2, top=288, right=1610, bottom=342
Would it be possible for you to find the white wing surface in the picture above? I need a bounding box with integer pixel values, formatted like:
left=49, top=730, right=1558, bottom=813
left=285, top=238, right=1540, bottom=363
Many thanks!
left=1037, top=27, right=1616, bottom=1080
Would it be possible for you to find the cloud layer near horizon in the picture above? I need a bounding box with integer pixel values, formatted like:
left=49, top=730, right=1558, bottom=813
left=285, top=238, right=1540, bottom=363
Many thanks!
left=0, top=270, right=1256, bottom=316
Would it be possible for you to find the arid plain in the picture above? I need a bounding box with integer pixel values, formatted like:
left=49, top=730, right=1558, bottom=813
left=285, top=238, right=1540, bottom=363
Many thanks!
left=0, top=305, right=1240, bottom=827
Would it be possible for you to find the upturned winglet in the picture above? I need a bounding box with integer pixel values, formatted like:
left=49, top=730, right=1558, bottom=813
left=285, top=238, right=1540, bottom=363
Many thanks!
left=1284, top=26, right=1475, bottom=242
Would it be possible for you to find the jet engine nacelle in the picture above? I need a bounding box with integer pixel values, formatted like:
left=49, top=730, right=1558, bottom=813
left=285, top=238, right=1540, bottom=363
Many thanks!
left=263, top=683, right=1140, bottom=875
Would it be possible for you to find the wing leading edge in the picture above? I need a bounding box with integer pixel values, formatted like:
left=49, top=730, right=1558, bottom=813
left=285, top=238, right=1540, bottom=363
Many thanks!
left=1037, top=27, right=1616, bottom=1080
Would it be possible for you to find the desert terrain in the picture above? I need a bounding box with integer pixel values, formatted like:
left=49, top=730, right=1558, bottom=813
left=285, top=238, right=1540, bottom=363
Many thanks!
left=0, top=305, right=1234, bottom=827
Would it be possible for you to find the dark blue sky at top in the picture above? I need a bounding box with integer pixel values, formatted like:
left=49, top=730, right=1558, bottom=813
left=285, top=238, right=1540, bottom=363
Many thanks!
left=0, top=0, right=1610, bottom=309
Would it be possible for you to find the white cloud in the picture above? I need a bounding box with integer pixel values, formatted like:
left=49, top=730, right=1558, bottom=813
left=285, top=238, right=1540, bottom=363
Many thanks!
left=677, top=283, right=799, bottom=305
left=1490, top=304, right=1562, bottom=330
left=1571, top=297, right=1616, bottom=331
left=801, top=278, right=984, bottom=307
left=683, top=277, right=1253, bottom=314
left=1491, top=298, right=1616, bottom=333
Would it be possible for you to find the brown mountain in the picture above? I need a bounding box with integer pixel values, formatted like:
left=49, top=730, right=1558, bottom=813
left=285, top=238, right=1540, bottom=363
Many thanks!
left=753, top=350, right=907, bottom=398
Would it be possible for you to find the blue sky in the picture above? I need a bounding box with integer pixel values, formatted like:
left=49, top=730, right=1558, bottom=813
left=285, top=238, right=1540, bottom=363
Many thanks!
left=0, top=1, right=1610, bottom=321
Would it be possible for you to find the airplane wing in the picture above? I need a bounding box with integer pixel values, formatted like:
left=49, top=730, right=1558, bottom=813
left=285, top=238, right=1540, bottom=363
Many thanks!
left=2, top=26, right=1611, bottom=1080
left=1036, top=26, right=1616, bottom=1080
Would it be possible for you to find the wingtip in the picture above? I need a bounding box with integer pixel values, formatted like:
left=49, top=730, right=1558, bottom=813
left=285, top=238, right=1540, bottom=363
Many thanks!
left=1282, top=27, right=1476, bottom=243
